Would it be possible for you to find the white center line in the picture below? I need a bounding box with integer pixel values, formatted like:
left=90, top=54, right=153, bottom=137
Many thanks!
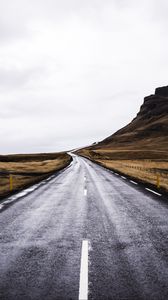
left=84, top=188, right=87, bottom=196
left=145, top=188, right=161, bottom=196
left=79, top=240, right=88, bottom=300
left=121, top=176, right=126, bottom=179
left=130, top=180, right=138, bottom=185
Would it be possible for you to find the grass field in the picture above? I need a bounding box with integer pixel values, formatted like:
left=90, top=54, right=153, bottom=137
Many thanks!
left=77, top=149, right=168, bottom=193
left=0, top=152, right=71, bottom=199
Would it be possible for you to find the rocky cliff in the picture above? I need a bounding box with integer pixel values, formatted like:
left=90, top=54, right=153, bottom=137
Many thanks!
left=93, top=86, right=168, bottom=150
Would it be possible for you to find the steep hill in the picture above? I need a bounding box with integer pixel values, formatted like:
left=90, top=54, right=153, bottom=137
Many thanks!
left=77, top=85, right=168, bottom=160
left=95, top=85, right=168, bottom=152
left=76, top=86, right=168, bottom=192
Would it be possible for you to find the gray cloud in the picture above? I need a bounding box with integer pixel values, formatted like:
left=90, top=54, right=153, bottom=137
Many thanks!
left=0, top=67, right=44, bottom=89
left=0, top=0, right=168, bottom=153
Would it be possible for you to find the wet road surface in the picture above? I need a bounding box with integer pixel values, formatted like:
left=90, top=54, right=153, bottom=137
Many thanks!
left=0, top=154, right=168, bottom=299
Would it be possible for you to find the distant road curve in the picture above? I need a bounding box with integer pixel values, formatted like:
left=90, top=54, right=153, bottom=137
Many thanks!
left=0, top=154, right=168, bottom=300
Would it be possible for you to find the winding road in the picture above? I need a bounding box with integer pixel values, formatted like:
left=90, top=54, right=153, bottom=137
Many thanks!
left=0, top=154, right=168, bottom=299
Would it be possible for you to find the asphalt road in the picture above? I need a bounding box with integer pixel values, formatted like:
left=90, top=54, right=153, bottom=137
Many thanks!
left=0, top=154, right=168, bottom=300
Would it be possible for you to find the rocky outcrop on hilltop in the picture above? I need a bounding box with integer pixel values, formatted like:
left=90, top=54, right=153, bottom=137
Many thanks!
left=94, top=86, right=168, bottom=149
left=155, top=86, right=168, bottom=97
left=136, top=87, right=168, bottom=120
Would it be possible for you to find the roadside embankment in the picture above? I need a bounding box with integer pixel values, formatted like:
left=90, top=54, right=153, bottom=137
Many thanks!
left=77, top=149, right=168, bottom=194
left=0, top=152, right=72, bottom=199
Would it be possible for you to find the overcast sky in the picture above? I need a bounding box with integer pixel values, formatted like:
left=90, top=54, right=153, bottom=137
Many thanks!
left=0, top=0, right=168, bottom=154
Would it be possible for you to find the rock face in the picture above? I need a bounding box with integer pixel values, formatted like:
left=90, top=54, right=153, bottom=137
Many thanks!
left=155, top=86, right=168, bottom=97
left=137, top=87, right=168, bottom=120
left=93, top=86, right=168, bottom=150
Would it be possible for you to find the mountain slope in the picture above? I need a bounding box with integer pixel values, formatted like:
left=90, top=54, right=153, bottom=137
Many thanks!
left=95, top=86, right=168, bottom=151
left=77, top=85, right=168, bottom=160
left=76, top=86, right=168, bottom=192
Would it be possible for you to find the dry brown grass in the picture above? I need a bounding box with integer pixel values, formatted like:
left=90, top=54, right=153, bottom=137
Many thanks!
left=96, top=160, right=168, bottom=192
left=78, top=148, right=168, bottom=160
left=78, top=149, right=168, bottom=192
left=0, top=158, right=69, bottom=174
left=0, top=153, right=71, bottom=199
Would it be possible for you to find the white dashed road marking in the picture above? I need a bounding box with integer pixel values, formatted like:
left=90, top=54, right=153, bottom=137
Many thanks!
left=84, top=189, right=87, bottom=196
left=79, top=240, right=89, bottom=300
left=145, top=188, right=161, bottom=196
left=130, top=180, right=138, bottom=185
